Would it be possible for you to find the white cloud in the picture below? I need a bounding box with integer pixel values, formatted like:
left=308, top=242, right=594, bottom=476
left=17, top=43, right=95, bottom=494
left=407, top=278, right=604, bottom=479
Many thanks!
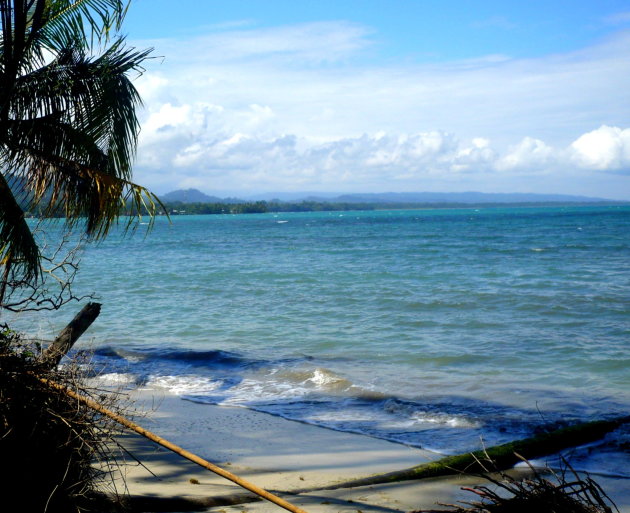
left=570, top=125, right=630, bottom=171
left=135, top=115, right=630, bottom=194
left=143, top=103, right=193, bottom=136
left=496, top=137, right=555, bottom=172
left=139, top=21, right=373, bottom=66
left=129, top=23, right=630, bottom=198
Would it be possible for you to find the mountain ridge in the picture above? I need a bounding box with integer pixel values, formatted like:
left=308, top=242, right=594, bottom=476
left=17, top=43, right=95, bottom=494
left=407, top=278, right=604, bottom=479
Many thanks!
left=161, top=188, right=618, bottom=204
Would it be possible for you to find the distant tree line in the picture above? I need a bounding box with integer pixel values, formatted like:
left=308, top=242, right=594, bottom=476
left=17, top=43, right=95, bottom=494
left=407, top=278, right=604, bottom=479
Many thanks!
left=137, top=200, right=622, bottom=216
left=126, top=200, right=381, bottom=216
left=163, top=201, right=269, bottom=214
left=24, top=198, right=626, bottom=219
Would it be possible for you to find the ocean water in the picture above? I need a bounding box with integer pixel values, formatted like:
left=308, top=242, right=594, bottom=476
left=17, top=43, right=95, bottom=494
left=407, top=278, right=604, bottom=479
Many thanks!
left=16, top=206, right=630, bottom=475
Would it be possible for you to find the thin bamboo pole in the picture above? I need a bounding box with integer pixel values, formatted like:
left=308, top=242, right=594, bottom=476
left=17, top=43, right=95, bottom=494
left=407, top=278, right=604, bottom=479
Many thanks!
left=40, top=378, right=310, bottom=513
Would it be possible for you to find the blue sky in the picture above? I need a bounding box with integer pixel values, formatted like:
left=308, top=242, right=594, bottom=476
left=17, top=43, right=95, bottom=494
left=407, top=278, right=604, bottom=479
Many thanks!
left=126, top=0, right=628, bottom=60
left=123, top=1, right=630, bottom=199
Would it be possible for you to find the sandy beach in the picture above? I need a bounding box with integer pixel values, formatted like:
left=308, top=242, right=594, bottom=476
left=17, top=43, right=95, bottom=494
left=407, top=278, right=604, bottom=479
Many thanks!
left=96, top=387, right=630, bottom=513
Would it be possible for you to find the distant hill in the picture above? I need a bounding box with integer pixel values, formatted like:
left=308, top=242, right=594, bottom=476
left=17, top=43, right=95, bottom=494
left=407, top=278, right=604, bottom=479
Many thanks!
left=245, top=191, right=340, bottom=202
left=331, top=191, right=611, bottom=204
left=160, top=189, right=227, bottom=203
left=243, top=190, right=614, bottom=204
left=161, top=188, right=618, bottom=205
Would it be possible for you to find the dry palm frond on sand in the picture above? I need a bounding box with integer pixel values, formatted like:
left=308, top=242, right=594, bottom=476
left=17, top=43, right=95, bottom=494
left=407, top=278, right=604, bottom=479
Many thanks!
left=412, top=456, right=618, bottom=513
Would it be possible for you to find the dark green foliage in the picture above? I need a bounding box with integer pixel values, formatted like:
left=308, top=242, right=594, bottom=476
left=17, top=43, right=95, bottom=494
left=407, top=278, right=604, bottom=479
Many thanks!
left=0, top=0, right=159, bottom=287
left=165, top=200, right=271, bottom=214
left=0, top=326, right=113, bottom=512
left=122, top=199, right=630, bottom=218
left=124, top=199, right=378, bottom=216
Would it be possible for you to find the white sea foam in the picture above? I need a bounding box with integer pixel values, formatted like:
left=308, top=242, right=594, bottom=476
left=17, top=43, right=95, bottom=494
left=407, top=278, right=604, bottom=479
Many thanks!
left=411, top=413, right=481, bottom=429
left=308, top=368, right=336, bottom=386
left=147, top=374, right=224, bottom=395
left=223, top=377, right=311, bottom=403
left=383, top=399, right=481, bottom=428
left=94, top=372, right=137, bottom=386
left=304, top=409, right=388, bottom=423
left=306, top=368, right=352, bottom=389
left=160, top=365, right=355, bottom=407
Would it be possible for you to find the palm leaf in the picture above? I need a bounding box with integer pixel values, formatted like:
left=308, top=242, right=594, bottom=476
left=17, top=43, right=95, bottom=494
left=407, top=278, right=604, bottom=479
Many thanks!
left=3, top=39, right=156, bottom=238
left=37, top=0, right=128, bottom=51
left=0, top=0, right=157, bottom=283
left=0, top=172, right=40, bottom=281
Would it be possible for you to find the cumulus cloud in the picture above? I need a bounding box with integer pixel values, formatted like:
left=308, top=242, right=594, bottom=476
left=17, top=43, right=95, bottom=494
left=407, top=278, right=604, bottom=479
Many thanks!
left=496, top=137, right=555, bottom=172
left=135, top=103, right=630, bottom=193
left=130, top=22, right=630, bottom=198
left=570, top=125, right=630, bottom=171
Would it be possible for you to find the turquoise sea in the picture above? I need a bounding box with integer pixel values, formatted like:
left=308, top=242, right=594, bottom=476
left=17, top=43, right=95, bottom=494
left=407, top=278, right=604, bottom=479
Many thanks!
left=18, top=205, right=630, bottom=475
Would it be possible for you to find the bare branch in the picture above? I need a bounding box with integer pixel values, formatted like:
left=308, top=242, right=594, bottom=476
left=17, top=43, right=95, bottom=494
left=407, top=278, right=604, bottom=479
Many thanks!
left=0, top=226, right=96, bottom=313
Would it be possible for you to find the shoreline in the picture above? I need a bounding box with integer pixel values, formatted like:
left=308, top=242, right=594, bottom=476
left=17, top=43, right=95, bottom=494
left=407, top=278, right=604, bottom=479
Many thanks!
left=98, top=386, right=630, bottom=513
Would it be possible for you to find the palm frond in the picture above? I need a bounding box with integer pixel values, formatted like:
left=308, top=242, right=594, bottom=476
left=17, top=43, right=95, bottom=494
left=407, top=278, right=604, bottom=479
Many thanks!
left=0, top=172, right=39, bottom=282
left=0, top=0, right=156, bottom=285
left=4, top=116, right=160, bottom=238
left=2, top=37, right=155, bottom=239
left=40, top=0, right=128, bottom=51
left=9, top=38, right=150, bottom=172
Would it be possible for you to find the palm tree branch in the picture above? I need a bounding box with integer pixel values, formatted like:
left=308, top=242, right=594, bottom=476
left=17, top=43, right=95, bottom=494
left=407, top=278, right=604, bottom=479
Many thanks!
left=42, top=0, right=128, bottom=51
left=0, top=171, right=40, bottom=281
left=0, top=1, right=157, bottom=286
left=9, top=40, right=150, bottom=176
left=4, top=116, right=162, bottom=237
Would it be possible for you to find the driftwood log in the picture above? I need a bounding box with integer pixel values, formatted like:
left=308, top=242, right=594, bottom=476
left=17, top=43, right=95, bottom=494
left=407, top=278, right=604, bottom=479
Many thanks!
left=290, top=415, right=630, bottom=493
left=40, top=302, right=101, bottom=368
left=82, top=414, right=629, bottom=512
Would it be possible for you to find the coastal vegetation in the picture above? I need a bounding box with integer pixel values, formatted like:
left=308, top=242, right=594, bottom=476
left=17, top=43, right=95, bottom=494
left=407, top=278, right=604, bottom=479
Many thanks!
left=0, top=325, right=124, bottom=512
left=0, top=1, right=156, bottom=511
left=0, top=0, right=159, bottom=301
left=120, top=199, right=626, bottom=217
left=145, top=188, right=626, bottom=216
left=156, top=199, right=375, bottom=215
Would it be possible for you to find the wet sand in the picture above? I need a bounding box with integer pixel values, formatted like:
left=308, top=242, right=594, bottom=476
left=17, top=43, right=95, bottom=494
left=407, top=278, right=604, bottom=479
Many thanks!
left=98, top=388, right=630, bottom=513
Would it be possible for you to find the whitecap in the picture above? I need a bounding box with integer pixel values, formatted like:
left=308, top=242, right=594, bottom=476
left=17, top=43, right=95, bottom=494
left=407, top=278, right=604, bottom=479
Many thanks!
left=93, top=372, right=137, bottom=386
left=307, top=368, right=352, bottom=389
left=147, top=374, right=224, bottom=395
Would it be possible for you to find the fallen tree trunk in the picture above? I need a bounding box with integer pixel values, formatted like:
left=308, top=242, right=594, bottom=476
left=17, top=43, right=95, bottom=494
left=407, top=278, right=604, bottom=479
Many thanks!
left=40, top=302, right=101, bottom=368
left=82, top=415, right=630, bottom=512
left=290, top=415, right=630, bottom=493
